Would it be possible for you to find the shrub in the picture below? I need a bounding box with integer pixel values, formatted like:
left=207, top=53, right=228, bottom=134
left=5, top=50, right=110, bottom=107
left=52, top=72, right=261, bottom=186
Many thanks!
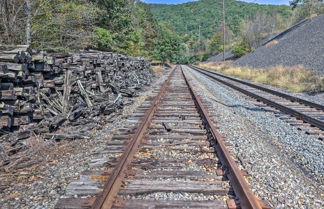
left=93, top=27, right=115, bottom=51
left=232, top=40, right=251, bottom=58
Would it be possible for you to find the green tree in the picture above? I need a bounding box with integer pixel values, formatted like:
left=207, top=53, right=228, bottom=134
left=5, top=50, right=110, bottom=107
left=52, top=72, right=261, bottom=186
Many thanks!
left=126, top=29, right=146, bottom=56
left=92, top=0, right=132, bottom=32
left=91, top=0, right=160, bottom=56
left=93, top=27, right=115, bottom=51
left=32, top=0, right=97, bottom=50
left=148, top=0, right=291, bottom=60
left=232, top=39, right=250, bottom=58
left=208, top=33, right=222, bottom=55
left=153, top=24, right=182, bottom=62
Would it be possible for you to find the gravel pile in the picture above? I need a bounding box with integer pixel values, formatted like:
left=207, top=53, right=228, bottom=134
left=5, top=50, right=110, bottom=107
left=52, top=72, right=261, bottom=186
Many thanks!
left=234, top=15, right=324, bottom=74
left=0, top=69, right=171, bottom=209
left=206, top=49, right=235, bottom=62
left=184, top=65, right=323, bottom=209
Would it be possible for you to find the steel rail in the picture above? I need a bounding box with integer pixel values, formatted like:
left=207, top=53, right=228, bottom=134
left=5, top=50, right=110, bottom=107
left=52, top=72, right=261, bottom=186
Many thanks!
left=190, top=65, right=324, bottom=111
left=181, top=67, right=263, bottom=209
left=189, top=65, right=324, bottom=131
left=91, top=67, right=176, bottom=209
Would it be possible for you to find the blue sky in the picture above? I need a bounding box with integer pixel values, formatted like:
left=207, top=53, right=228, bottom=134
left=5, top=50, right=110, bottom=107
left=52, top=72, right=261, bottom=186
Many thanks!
left=143, top=0, right=291, bottom=5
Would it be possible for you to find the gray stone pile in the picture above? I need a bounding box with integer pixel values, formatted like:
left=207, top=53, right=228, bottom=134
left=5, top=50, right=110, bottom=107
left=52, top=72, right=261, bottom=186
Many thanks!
left=234, top=15, right=324, bottom=73
left=206, top=49, right=235, bottom=62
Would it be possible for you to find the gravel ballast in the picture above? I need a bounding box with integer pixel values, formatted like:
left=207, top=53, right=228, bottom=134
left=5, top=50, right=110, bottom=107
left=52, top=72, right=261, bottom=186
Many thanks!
left=234, top=15, right=324, bottom=74
left=184, top=65, right=323, bottom=209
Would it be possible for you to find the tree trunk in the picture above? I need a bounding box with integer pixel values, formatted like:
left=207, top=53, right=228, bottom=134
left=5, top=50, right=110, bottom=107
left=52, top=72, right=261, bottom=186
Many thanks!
left=25, top=0, right=32, bottom=45
left=2, top=0, right=13, bottom=44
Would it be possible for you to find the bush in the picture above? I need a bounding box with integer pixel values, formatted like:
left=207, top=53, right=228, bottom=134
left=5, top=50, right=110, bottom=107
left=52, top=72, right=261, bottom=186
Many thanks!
left=93, top=27, right=115, bottom=51
left=232, top=40, right=251, bottom=58
left=175, top=55, right=199, bottom=64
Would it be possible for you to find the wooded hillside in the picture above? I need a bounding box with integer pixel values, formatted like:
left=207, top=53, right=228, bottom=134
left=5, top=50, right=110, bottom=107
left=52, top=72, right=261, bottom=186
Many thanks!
left=149, top=0, right=291, bottom=39
left=149, top=0, right=292, bottom=62
left=0, top=0, right=172, bottom=59
left=1, top=0, right=321, bottom=63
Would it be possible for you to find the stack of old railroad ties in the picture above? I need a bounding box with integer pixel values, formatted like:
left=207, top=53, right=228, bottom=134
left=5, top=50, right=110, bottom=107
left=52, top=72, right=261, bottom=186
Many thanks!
left=0, top=45, right=153, bottom=156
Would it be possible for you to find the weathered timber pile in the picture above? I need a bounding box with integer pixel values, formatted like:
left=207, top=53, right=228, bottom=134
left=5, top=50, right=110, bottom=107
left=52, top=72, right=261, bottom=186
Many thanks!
left=0, top=45, right=49, bottom=133
left=0, top=46, right=153, bottom=161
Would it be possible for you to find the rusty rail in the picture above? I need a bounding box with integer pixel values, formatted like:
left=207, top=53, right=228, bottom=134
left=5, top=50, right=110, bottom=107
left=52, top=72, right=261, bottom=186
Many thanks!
left=190, top=65, right=324, bottom=131
left=91, top=66, right=264, bottom=209
left=191, top=65, right=323, bottom=111
left=91, top=67, right=176, bottom=209
left=181, top=67, right=263, bottom=209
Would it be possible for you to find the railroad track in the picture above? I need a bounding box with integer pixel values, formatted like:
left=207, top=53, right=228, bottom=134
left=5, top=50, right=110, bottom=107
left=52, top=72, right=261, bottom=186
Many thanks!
left=189, top=65, right=324, bottom=139
left=55, top=66, right=268, bottom=209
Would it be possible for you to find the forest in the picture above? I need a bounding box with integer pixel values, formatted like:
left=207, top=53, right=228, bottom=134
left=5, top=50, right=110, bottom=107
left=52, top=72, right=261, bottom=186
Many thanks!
left=149, top=0, right=323, bottom=62
left=0, top=0, right=322, bottom=63
left=150, top=0, right=291, bottom=40
left=0, top=0, right=180, bottom=60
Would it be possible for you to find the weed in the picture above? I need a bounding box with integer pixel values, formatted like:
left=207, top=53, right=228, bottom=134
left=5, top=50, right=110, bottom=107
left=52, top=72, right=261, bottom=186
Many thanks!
left=197, top=62, right=324, bottom=93
left=152, top=65, right=164, bottom=74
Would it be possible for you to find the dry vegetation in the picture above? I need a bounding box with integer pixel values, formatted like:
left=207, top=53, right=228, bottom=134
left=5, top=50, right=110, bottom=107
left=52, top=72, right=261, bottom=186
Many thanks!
left=151, top=65, right=164, bottom=74
left=151, top=63, right=174, bottom=75
left=0, top=138, right=88, bottom=204
left=197, top=62, right=324, bottom=93
left=265, top=40, right=279, bottom=47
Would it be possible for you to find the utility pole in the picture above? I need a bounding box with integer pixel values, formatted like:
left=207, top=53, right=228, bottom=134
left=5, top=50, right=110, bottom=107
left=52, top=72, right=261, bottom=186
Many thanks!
left=222, top=0, right=226, bottom=61
left=198, top=24, right=201, bottom=52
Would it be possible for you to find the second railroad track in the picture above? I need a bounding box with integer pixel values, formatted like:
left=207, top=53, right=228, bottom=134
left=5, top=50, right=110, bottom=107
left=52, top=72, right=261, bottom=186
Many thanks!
left=190, top=65, right=324, bottom=139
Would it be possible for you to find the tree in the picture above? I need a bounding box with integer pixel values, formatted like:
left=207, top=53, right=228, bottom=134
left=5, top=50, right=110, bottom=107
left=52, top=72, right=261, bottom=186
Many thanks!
left=92, top=0, right=133, bottom=41
left=148, top=0, right=291, bottom=59
left=290, top=0, right=323, bottom=9
left=153, top=24, right=181, bottom=62
left=93, top=27, right=115, bottom=51
left=91, top=1, right=160, bottom=56
left=32, top=0, right=97, bottom=50
left=131, top=2, right=159, bottom=56
left=25, top=0, right=32, bottom=45
left=232, top=39, right=250, bottom=58
left=239, top=11, right=280, bottom=50
left=208, top=33, right=222, bottom=55
left=0, top=0, right=25, bottom=44
left=290, top=0, right=324, bottom=23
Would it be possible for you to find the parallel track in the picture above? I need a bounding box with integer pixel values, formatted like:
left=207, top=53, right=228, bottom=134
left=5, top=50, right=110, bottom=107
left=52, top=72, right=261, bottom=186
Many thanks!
left=189, top=65, right=324, bottom=134
left=55, top=66, right=267, bottom=209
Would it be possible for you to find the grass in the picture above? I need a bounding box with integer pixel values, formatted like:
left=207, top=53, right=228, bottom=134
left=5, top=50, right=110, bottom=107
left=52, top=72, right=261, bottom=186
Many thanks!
left=151, top=65, right=164, bottom=74
left=197, top=62, right=324, bottom=93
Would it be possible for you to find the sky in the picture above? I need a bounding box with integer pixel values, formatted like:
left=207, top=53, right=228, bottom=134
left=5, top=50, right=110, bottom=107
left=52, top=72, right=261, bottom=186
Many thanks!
left=143, top=0, right=291, bottom=5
